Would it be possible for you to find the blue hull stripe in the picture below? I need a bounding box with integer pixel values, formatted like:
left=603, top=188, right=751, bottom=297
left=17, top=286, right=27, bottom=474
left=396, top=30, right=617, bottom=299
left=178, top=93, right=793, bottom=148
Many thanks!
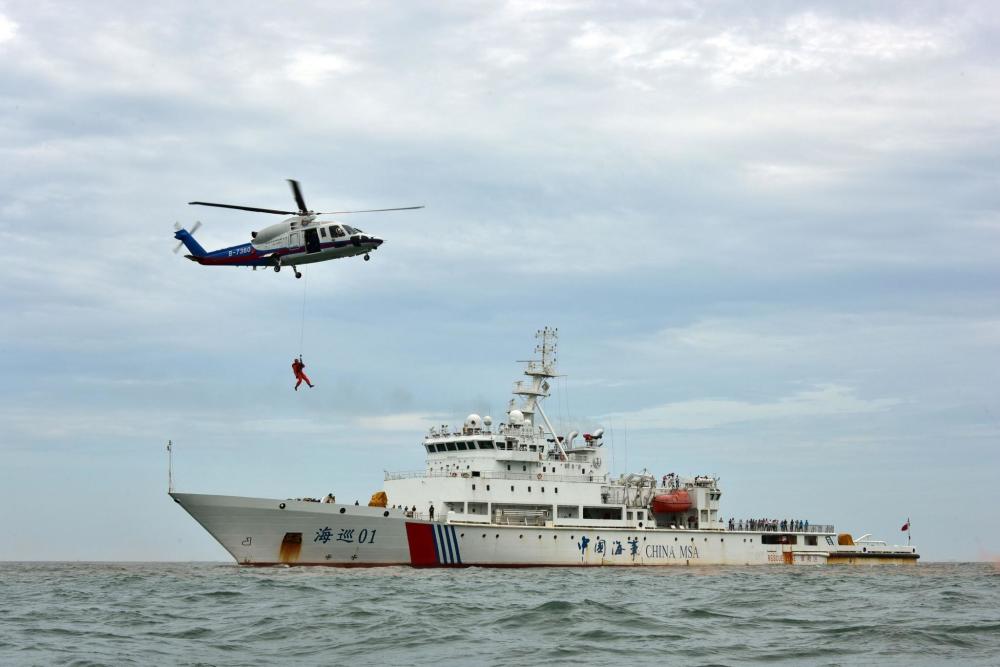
left=430, top=524, right=462, bottom=565
left=449, top=526, right=462, bottom=565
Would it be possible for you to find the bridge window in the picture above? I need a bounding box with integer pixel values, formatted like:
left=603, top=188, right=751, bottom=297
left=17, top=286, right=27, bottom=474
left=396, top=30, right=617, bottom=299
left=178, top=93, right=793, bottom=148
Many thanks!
left=446, top=442, right=457, bottom=451
left=479, top=440, right=495, bottom=449
left=457, top=442, right=468, bottom=451
left=425, top=445, right=434, bottom=453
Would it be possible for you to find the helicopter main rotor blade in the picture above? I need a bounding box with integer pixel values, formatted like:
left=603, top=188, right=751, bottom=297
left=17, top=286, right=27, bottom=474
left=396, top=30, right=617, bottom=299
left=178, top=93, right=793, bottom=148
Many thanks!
left=188, top=202, right=297, bottom=215
left=288, top=179, right=309, bottom=214
left=316, top=205, right=426, bottom=215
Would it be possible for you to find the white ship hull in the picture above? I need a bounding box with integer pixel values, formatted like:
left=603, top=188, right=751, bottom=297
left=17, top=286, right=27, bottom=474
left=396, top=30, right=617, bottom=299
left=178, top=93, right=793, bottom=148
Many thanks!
left=173, top=492, right=917, bottom=567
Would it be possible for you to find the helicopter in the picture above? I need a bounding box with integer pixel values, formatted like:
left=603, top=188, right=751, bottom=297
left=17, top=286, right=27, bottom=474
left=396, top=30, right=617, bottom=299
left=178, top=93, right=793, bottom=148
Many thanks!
left=173, top=179, right=422, bottom=278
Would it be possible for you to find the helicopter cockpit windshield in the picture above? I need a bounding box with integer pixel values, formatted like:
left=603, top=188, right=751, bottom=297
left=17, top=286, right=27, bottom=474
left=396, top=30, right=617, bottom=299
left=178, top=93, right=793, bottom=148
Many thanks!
left=342, top=225, right=361, bottom=235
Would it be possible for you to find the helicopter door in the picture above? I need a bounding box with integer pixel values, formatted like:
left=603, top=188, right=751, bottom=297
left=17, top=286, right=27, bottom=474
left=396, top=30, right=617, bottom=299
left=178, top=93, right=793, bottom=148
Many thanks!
left=289, top=232, right=301, bottom=253
left=304, top=228, right=321, bottom=254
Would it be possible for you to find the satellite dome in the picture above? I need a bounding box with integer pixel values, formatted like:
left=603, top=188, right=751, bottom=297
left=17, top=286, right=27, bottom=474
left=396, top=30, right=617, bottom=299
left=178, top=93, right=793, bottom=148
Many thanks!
left=483, top=416, right=493, bottom=426
left=464, top=414, right=482, bottom=429
left=508, top=409, right=525, bottom=426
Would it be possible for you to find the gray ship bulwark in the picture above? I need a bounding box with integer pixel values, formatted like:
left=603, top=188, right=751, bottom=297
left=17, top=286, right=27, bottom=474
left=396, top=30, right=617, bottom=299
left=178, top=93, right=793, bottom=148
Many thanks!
left=171, top=493, right=414, bottom=566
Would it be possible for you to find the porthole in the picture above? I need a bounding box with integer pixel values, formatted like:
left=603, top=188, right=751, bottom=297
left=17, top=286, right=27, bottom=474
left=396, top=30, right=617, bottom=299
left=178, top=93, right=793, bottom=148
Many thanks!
left=553, top=535, right=557, bottom=540
left=510, top=486, right=515, bottom=492
left=339, top=508, right=346, bottom=514
left=482, top=533, right=486, bottom=538
left=495, top=534, right=499, bottom=539
left=519, top=534, right=523, bottom=539
left=383, top=511, right=389, bottom=517
left=460, top=533, right=465, bottom=538
left=538, top=535, right=542, bottom=539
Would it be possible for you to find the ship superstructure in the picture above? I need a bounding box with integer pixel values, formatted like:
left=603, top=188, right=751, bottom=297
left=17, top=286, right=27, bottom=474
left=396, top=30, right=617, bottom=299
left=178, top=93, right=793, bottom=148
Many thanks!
left=172, top=328, right=919, bottom=567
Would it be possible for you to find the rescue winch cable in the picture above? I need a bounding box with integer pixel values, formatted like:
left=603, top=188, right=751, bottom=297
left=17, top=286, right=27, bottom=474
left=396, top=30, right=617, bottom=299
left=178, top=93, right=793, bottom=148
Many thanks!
left=299, top=272, right=308, bottom=358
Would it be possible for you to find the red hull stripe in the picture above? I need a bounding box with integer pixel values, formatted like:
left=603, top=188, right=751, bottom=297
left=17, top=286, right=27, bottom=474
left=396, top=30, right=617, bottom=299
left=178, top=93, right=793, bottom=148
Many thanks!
left=405, top=522, right=438, bottom=566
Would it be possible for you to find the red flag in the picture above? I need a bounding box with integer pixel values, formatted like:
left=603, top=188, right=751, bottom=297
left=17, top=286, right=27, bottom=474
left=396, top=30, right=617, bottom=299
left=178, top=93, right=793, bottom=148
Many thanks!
left=901, top=519, right=910, bottom=531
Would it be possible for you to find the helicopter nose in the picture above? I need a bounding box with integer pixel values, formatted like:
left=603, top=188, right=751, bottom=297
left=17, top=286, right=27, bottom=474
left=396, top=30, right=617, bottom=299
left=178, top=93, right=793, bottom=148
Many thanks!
left=370, top=237, right=384, bottom=247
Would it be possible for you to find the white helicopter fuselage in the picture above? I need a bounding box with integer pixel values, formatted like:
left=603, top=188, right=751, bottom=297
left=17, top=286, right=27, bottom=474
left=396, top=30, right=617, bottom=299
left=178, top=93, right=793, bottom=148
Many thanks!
left=250, top=216, right=382, bottom=266
left=176, top=215, right=384, bottom=272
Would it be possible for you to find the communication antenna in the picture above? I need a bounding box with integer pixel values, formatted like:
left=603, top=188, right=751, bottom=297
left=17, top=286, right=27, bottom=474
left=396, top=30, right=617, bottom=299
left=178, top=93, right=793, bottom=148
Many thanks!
left=167, top=440, right=174, bottom=493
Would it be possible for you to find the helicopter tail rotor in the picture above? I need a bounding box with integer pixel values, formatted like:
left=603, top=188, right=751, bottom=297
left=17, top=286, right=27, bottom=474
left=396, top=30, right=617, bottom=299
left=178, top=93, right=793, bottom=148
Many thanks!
left=173, top=221, right=203, bottom=254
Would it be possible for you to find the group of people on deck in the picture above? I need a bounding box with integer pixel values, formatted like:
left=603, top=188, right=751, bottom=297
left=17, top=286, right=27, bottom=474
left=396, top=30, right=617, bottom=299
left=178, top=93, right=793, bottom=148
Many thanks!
left=728, top=518, right=810, bottom=532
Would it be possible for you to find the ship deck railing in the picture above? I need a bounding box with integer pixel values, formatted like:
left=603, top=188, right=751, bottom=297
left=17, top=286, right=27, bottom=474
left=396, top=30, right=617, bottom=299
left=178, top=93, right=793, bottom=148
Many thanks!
left=727, top=524, right=835, bottom=534
left=385, top=469, right=611, bottom=484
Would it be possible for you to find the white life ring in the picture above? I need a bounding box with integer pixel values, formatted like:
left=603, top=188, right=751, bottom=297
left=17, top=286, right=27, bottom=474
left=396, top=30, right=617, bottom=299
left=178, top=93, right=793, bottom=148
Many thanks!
left=536, top=473, right=543, bottom=480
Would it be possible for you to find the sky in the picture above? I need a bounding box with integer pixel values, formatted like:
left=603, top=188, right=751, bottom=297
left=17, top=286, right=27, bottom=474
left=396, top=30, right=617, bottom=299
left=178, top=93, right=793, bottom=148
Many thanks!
left=1, top=1, right=998, bottom=562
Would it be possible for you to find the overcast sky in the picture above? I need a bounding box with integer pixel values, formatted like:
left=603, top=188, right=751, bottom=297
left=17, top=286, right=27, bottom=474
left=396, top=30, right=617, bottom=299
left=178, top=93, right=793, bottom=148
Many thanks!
left=2, top=1, right=998, bottom=562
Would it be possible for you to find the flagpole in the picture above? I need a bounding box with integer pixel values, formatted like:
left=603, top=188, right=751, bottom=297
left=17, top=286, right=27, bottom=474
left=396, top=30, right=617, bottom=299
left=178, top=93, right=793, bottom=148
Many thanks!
left=167, top=440, right=174, bottom=493
left=907, top=517, right=911, bottom=546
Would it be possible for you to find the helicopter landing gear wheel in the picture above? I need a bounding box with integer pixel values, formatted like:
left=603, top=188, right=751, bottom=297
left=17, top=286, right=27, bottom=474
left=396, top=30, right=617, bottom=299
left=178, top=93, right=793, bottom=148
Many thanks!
left=294, top=270, right=302, bottom=279
left=364, top=254, right=370, bottom=261
left=273, top=265, right=281, bottom=273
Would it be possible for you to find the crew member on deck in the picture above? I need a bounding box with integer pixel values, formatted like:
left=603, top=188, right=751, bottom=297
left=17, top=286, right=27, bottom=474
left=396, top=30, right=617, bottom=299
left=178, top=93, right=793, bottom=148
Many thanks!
left=292, top=356, right=315, bottom=390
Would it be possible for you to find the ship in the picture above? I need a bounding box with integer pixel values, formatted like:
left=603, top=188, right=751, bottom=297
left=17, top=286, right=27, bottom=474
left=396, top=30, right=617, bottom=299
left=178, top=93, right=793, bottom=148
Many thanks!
left=171, top=327, right=919, bottom=567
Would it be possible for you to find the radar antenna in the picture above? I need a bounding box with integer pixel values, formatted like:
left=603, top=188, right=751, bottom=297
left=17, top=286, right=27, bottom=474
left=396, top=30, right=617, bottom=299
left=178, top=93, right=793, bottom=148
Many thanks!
left=511, top=327, right=566, bottom=459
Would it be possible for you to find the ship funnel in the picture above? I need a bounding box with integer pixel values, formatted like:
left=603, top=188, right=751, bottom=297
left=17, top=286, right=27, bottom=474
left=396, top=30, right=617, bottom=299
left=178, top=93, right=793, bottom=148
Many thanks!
left=565, top=431, right=579, bottom=448
left=592, top=428, right=604, bottom=439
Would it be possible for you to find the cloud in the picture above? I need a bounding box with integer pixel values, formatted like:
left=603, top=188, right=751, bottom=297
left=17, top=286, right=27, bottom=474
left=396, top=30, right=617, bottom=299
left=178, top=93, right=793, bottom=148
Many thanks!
left=356, top=412, right=446, bottom=432
left=0, top=13, right=17, bottom=44
left=603, top=384, right=901, bottom=430
left=286, top=50, right=359, bottom=86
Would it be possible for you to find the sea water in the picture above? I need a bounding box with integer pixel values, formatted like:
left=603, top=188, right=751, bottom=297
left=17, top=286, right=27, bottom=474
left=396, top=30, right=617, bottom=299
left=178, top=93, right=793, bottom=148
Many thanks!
left=1, top=562, right=998, bottom=666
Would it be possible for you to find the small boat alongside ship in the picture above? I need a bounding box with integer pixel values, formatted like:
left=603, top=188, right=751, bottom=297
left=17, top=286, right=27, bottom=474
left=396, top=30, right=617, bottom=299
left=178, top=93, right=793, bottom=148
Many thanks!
left=171, top=327, right=918, bottom=567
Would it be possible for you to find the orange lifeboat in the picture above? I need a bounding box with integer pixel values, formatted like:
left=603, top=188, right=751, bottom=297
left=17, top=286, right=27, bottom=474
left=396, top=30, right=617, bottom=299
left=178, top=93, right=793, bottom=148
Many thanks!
left=651, top=490, right=692, bottom=514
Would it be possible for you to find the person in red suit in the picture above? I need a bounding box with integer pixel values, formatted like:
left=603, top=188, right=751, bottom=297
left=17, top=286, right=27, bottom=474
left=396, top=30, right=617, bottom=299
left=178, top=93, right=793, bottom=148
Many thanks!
left=292, top=356, right=314, bottom=390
